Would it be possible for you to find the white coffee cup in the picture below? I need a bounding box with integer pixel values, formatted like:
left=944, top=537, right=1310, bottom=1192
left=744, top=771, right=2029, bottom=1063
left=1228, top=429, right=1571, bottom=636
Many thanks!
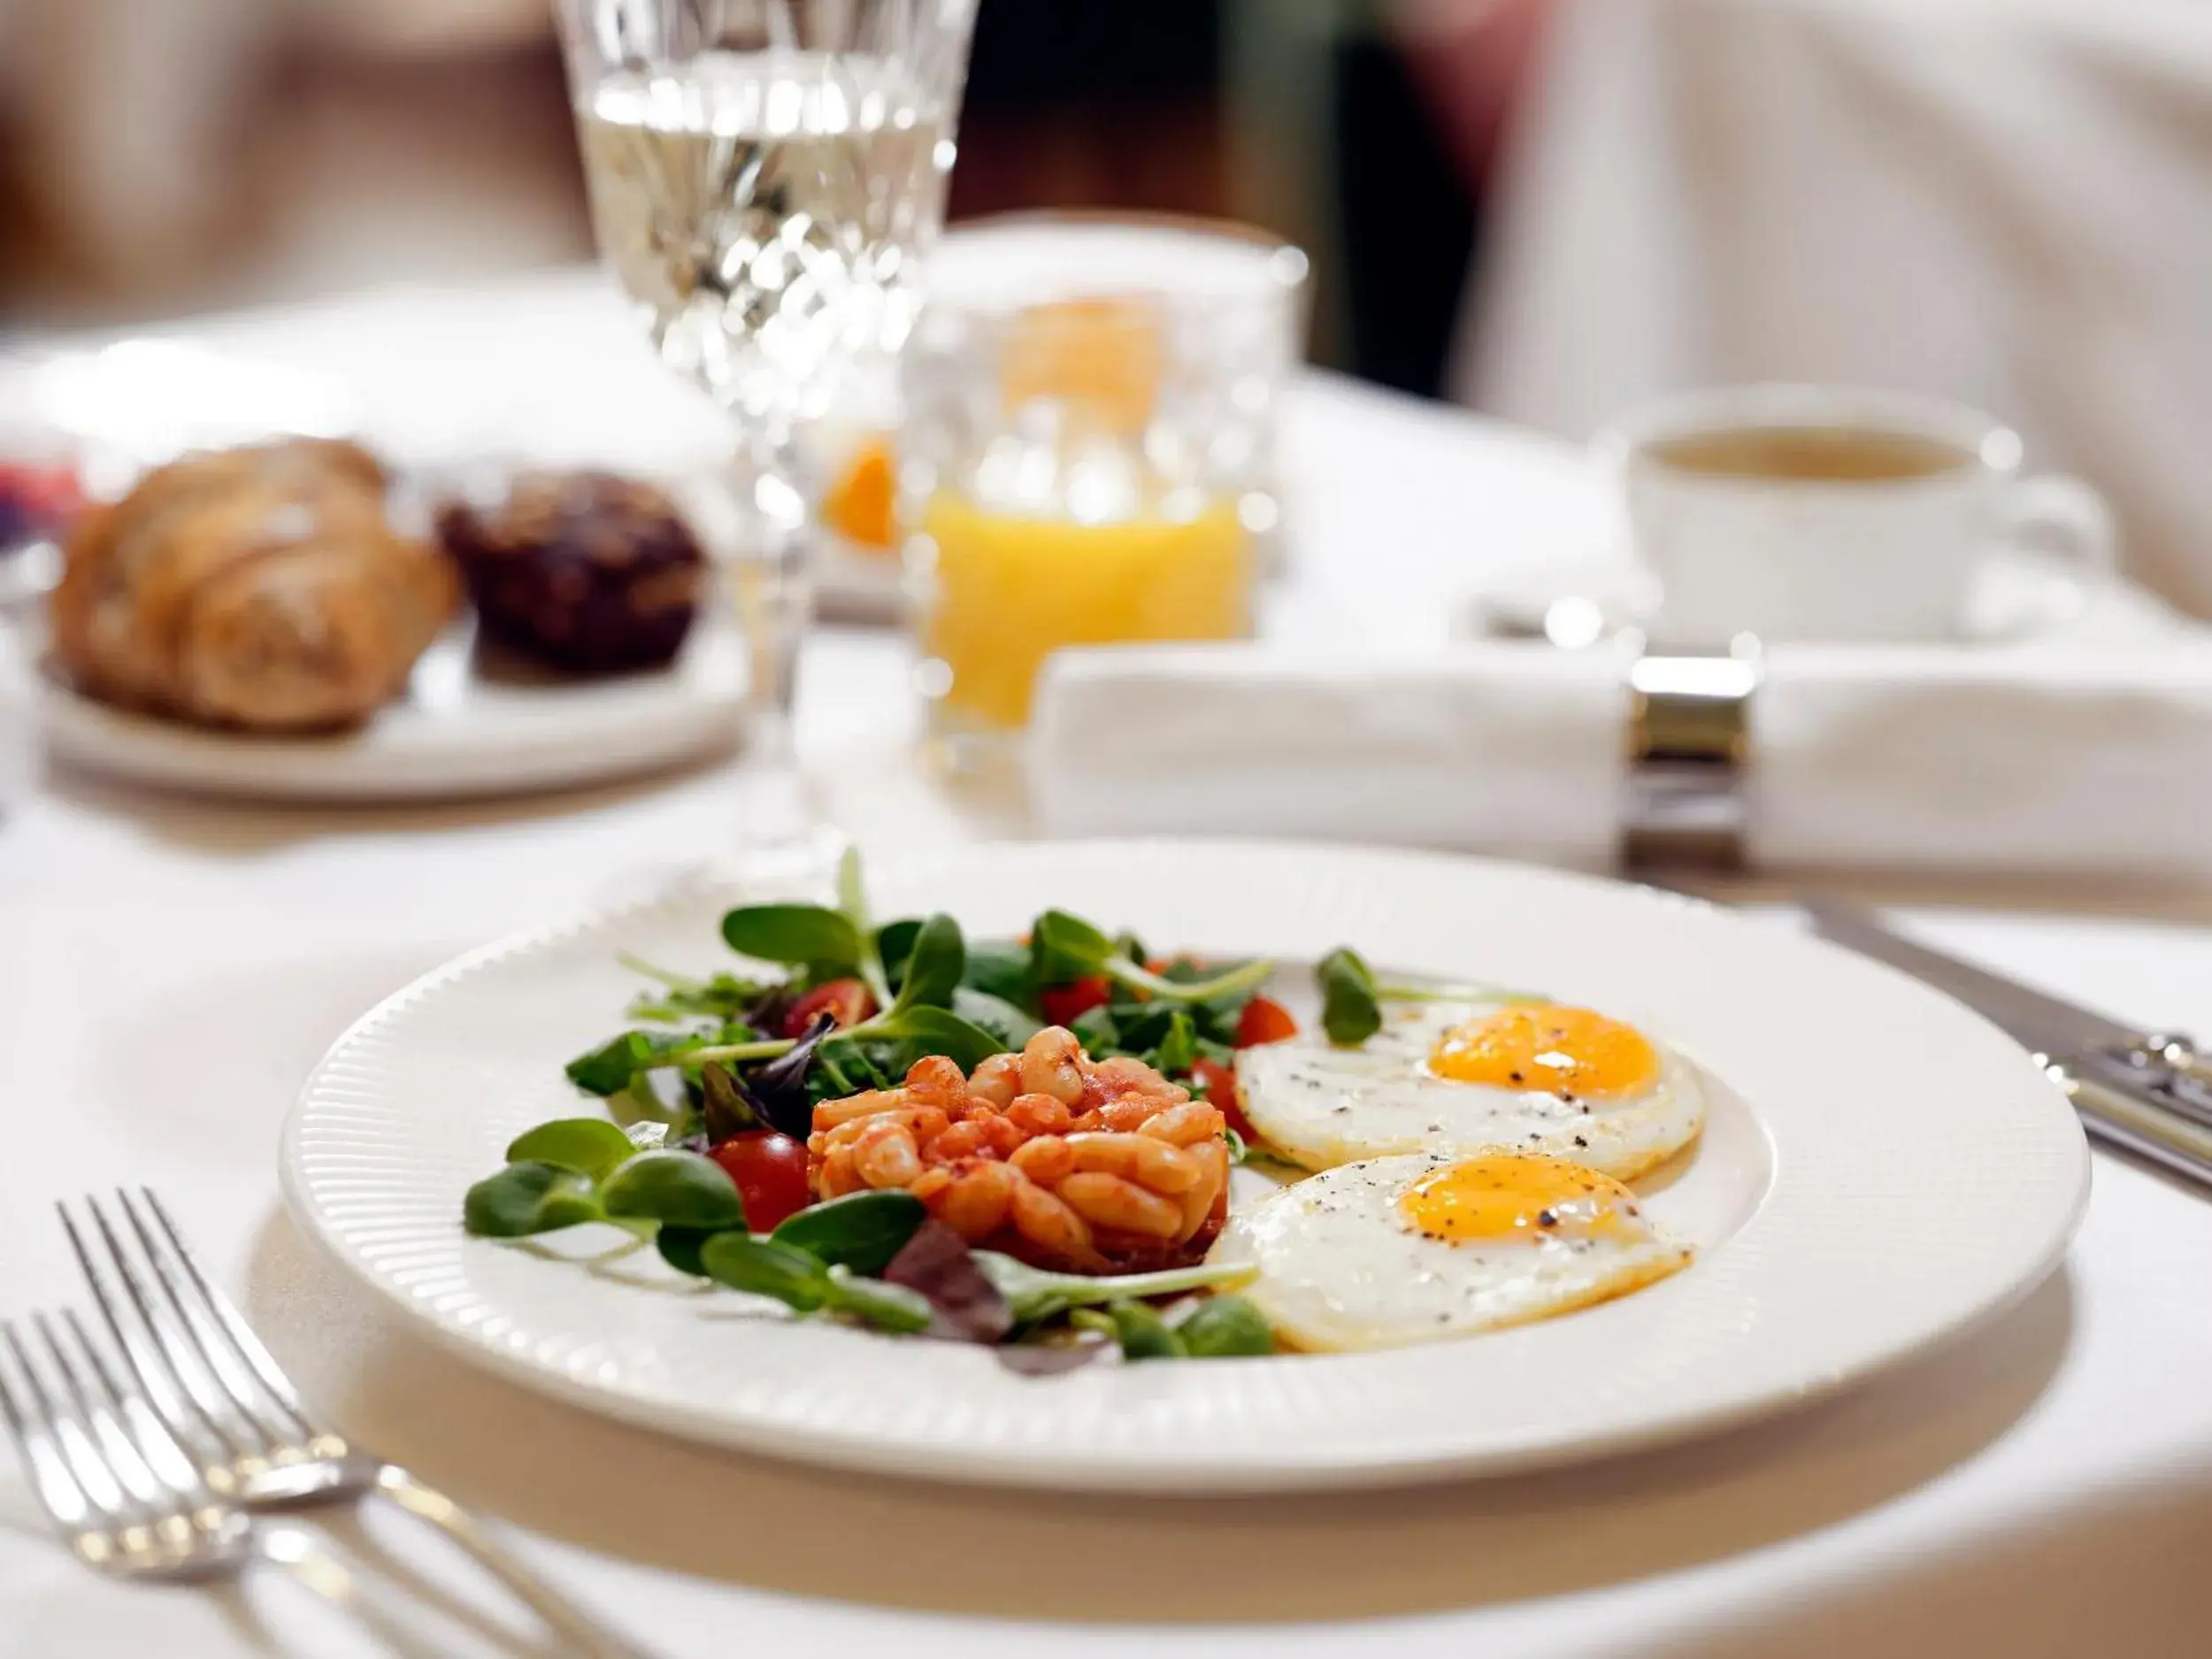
left=1602, top=385, right=2115, bottom=645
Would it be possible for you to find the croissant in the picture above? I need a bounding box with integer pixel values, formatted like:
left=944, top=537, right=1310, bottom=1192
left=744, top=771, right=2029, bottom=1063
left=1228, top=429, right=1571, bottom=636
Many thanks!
left=49, top=439, right=458, bottom=732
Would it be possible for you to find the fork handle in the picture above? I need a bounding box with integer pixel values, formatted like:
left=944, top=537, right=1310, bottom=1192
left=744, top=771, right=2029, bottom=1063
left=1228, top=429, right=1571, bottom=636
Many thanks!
left=254, top=1521, right=359, bottom=1601
left=373, top=1463, right=658, bottom=1659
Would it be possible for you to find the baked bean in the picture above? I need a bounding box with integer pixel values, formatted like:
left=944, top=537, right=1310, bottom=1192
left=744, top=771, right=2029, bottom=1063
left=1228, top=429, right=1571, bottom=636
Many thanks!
left=1007, top=1093, right=1072, bottom=1137
left=1063, top=1131, right=1201, bottom=1194
left=968, top=1052, right=1023, bottom=1109
left=1011, top=1179, right=1100, bottom=1269
left=850, top=1121, right=922, bottom=1189
left=1138, top=1100, right=1225, bottom=1148
left=1019, top=1026, right=1086, bottom=1106
left=937, top=1159, right=1019, bottom=1240
left=817, top=1145, right=863, bottom=1199
left=929, top=1119, right=989, bottom=1162
left=1056, top=1171, right=1182, bottom=1239
left=1092, top=1055, right=1184, bottom=1100
left=903, top=1054, right=968, bottom=1111
left=908, top=1166, right=955, bottom=1206
left=814, top=1088, right=906, bottom=1130
left=1176, top=1139, right=1230, bottom=1241
left=1010, top=1135, right=1075, bottom=1186
left=1094, top=1097, right=1157, bottom=1133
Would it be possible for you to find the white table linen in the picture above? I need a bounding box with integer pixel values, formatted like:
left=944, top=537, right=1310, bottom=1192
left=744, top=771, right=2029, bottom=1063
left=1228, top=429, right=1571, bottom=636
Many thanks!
left=1031, top=637, right=2212, bottom=883
left=5, top=273, right=2212, bottom=1658
left=1465, top=0, right=2212, bottom=617
left=0, top=620, right=34, bottom=815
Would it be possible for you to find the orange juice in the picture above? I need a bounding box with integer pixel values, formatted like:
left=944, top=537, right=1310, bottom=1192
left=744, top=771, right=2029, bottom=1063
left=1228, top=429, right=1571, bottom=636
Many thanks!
left=918, top=489, right=1249, bottom=730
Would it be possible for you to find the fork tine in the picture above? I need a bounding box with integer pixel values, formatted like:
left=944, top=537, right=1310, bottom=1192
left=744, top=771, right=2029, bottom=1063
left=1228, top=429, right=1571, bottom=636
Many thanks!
left=1, top=1318, right=135, bottom=1528
left=76, top=1203, right=273, bottom=1460
left=62, top=1309, right=205, bottom=1502
left=139, top=1188, right=320, bottom=1438
left=61, top=1199, right=249, bottom=1465
left=0, top=1317, right=95, bottom=1536
left=33, top=1312, right=165, bottom=1512
left=109, top=1190, right=296, bottom=1450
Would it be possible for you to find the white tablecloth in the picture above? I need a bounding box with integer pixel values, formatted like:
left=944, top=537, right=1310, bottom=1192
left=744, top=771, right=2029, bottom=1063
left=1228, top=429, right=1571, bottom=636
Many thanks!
left=1466, top=0, right=2212, bottom=617
left=6, top=273, right=2212, bottom=1658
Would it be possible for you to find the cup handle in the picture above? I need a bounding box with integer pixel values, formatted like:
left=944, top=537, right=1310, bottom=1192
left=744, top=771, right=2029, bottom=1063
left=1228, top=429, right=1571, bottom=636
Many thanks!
left=1999, top=472, right=2116, bottom=570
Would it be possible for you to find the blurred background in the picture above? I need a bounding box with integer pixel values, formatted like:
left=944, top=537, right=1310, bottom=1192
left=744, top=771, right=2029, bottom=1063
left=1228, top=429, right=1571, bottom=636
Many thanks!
left=0, top=0, right=1511, bottom=396
left=6, top=0, right=2210, bottom=613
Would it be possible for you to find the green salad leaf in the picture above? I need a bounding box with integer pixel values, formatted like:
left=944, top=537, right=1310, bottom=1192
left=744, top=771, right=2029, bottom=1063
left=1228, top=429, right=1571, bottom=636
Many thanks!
left=1076, top=1293, right=1275, bottom=1360
left=701, top=1233, right=831, bottom=1310
left=463, top=1163, right=602, bottom=1238
left=768, top=1190, right=926, bottom=1274
left=1176, top=1294, right=1275, bottom=1357
left=617, top=953, right=767, bottom=1024
left=876, top=918, right=923, bottom=989
left=863, top=1004, right=1009, bottom=1071
left=505, top=1118, right=636, bottom=1180
left=961, top=938, right=1036, bottom=1010
left=719, top=903, right=864, bottom=974
left=598, top=1150, right=748, bottom=1229
left=953, top=986, right=1041, bottom=1048
left=654, top=1224, right=719, bottom=1277
left=887, top=912, right=965, bottom=1012
left=696, top=1233, right=932, bottom=1334
left=823, top=1265, right=934, bottom=1334
left=1317, top=946, right=1382, bottom=1045
left=1031, top=909, right=1275, bottom=1005
left=973, top=1253, right=1256, bottom=1325
left=1102, top=1299, right=1182, bottom=1361
left=1154, top=1009, right=1199, bottom=1076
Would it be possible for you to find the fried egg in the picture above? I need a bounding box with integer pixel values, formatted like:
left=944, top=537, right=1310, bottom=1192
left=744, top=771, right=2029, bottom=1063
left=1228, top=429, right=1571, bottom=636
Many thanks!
left=1236, top=998, right=1704, bottom=1179
left=1209, top=1152, right=1693, bottom=1351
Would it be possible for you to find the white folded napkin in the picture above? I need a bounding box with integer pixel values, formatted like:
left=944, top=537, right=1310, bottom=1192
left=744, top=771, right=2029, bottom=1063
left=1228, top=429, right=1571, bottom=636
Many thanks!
left=1030, top=640, right=2212, bottom=882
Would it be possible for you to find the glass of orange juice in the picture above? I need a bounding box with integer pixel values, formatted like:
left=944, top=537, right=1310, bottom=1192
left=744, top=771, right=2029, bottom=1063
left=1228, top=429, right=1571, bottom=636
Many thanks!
left=900, top=214, right=1308, bottom=771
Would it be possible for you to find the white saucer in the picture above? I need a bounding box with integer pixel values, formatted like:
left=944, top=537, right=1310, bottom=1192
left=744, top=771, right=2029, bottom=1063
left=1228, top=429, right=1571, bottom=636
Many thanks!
left=1469, top=549, right=2172, bottom=648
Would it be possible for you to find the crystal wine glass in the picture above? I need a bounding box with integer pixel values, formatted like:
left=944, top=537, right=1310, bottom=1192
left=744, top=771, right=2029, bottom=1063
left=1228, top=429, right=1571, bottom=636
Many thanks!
left=554, top=0, right=977, bottom=871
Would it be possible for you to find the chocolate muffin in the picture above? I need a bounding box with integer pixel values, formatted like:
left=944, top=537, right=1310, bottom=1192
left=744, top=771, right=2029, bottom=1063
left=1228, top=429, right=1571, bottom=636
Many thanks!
left=436, top=471, right=703, bottom=673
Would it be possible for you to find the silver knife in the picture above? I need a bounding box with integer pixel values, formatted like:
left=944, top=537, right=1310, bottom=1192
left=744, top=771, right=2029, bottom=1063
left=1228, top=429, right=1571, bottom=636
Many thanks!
left=1804, top=899, right=2212, bottom=1188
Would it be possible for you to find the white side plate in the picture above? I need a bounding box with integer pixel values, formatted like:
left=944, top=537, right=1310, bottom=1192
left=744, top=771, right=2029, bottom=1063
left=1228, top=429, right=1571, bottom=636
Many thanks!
left=41, top=621, right=746, bottom=802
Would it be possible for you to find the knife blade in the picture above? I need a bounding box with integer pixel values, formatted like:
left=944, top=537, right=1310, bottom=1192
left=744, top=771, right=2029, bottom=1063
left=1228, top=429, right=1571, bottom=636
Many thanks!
left=1803, top=898, right=2212, bottom=1189
left=1800, top=901, right=2143, bottom=1055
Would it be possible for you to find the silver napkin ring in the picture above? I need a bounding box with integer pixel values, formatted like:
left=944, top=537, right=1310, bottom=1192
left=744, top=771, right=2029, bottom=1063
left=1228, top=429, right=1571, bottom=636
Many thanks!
left=1622, top=636, right=1762, bottom=871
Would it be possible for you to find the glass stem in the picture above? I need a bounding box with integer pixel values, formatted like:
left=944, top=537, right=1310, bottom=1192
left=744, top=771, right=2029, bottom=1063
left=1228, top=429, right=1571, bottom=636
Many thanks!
left=726, top=419, right=832, bottom=861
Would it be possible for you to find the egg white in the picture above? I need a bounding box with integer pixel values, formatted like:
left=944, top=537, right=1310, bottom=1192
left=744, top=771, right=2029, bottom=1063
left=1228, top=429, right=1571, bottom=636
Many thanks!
left=1209, top=1153, right=1693, bottom=1352
left=1236, top=997, right=1705, bottom=1179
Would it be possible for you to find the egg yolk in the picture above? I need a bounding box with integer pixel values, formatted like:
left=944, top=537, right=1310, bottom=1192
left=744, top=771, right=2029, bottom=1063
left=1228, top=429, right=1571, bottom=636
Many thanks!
left=1426, top=1003, right=1658, bottom=1100
left=1399, top=1155, right=1643, bottom=1243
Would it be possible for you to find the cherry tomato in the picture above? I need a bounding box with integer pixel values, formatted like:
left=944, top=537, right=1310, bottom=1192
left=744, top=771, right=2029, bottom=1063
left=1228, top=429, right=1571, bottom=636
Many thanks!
left=708, top=1130, right=812, bottom=1232
left=1038, top=975, right=1111, bottom=1027
left=1192, top=1057, right=1256, bottom=1141
left=784, top=977, right=876, bottom=1039
left=1234, top=995, right=1298, bottom=1048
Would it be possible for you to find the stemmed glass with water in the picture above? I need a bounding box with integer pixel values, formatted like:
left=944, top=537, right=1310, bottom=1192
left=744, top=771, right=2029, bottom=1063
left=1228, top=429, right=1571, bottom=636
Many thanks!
left=555, top=0, right=977, bottom=872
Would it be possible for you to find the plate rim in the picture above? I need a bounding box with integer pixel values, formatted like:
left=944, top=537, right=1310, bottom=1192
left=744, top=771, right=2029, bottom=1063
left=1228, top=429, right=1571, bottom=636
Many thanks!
left=279, top=839, right=2090, bottom=1491
left=37, top=625, right=747, bottom=803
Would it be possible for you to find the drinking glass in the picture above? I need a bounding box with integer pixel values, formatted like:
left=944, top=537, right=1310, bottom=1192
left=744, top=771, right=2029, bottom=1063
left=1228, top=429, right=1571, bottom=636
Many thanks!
left=554, top=0, right=978, bottom=860
left=902, top=214, right=1309, bottom=775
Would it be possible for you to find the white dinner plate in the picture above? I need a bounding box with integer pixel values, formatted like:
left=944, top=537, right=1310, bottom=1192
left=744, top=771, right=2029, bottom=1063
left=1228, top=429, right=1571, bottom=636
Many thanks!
left=41, top=620, right=748, bottom=803
left=280, top=841, right=2088, bottom=1491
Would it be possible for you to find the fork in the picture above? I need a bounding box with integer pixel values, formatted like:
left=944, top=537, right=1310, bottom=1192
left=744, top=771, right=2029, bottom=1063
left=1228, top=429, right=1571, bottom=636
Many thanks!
left=61, top=1188, right=651, bottom=1659
left=0, top=1305, right=353, bottom=1601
